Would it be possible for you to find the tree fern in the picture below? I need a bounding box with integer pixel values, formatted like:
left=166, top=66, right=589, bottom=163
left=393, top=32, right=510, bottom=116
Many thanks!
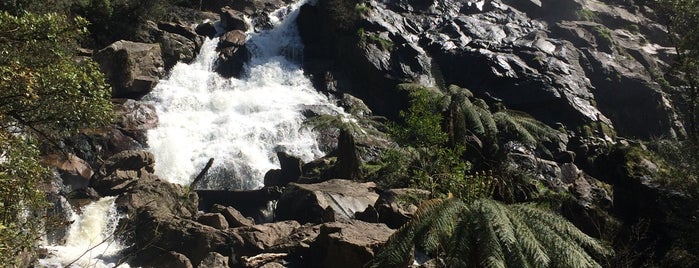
left=369, top=198, right=611, bottom=268
left=493, top=110, right=561, bottom=150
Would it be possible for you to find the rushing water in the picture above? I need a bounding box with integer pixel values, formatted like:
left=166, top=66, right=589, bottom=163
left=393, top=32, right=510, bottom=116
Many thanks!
left=37, top=197, right=127, bottom=268
left=146, top=0, right=341, bottom=190
left=38, top=1, right=335, bottom=265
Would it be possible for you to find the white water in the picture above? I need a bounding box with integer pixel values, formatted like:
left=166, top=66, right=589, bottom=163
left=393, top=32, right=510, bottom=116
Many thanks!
left=38, top=197, right=127, bottom=268
left=146, top=0, right=342, bottom=189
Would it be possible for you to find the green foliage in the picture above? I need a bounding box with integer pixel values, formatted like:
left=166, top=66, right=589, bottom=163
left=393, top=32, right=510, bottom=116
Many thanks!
left=390, top=86, right=448, bottom=147
left=369, top=198, right=612, bottom=268
left=0, top=11, right=113, bottom=140
left=0, top=134, right=49, bottom=266
left=577, top=9, right=599, bottom=22
left=71, top=0, right=175, bottom=46
left=652, top=0, right=699, bottom=142
left=493, top=110, right=562, bottom=151
left=0, top=11, right=113, bottom=263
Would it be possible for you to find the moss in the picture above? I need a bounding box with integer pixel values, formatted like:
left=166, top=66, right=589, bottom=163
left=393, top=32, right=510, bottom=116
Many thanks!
left=577, top=9, right=599, bottom=22
left=354, top=3, right=370, bottom=16
left=593, top=26, right=614, bottom=46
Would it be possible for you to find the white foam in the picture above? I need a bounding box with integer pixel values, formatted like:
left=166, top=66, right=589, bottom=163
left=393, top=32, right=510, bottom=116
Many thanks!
left=146, top=0, right=343, bottom=189
left=38, top=197, right=127, bottom=268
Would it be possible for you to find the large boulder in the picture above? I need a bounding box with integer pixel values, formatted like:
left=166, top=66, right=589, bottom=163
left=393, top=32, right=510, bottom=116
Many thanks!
left=219, top=6, right=249, bottom=32
left=94, top=40, right=164, bottom=99
left=90, top=150, right=155, bottom=196
left=307, top=220, right=393, bottom=268
left=275, top=179, right=380, bottom=223
left=113, top=99, right=159, bottom=145
left=120, top=210, right=232, bottom=267
left=42, top=154, right=93, bottom=191
left=211, top=204, right=255, bottom=227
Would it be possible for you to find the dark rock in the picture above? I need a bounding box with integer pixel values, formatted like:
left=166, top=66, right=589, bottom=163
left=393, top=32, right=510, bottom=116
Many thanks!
left=358, top=188, right=430, bottom=229
left=121, top=210, right=232, bottom=267
left=198, top=213, right=229, bottom=230
left=113, top=99, right=158, bottom=145
left=278, top=152, right=303, bottom=183
left=339, top=93, right=372, bottom=116
left=308, top=220, right=393, bottom=268
left=275, top=179, right=379, bottom=223
left=64, top=128, right=143, bottom=170
left=263, top=169, right=284, bottom=187
left=211, top=204, right=255, bottom=227
left=160, top=32, right=198, bottom=70
left=98, top=150, right=155, bottom=177
left=195, top=21, right=218, bottom=38
left=218, top=30, right=247, bottom=49
left=197, top=187, right=282, bottom=222
left=94, top=40, right=164, bottom=99
left=158, top=21, right=199, bottom=41
left=90, top=150, right=155, bottom=196
left=229, top=220, right=306, bottom=255
left=214, top=45, right=250, bottom=78
left=161, top=251, right=194, bottom=268
left=115, top=175, right=198, bottom=218
left=42, top=154, right=93, bottom=191
left=220, top=6, right=249, bottom=32
left=199, top=252, right=229, bottom=268
left=329, top=129, right=361, bottom=179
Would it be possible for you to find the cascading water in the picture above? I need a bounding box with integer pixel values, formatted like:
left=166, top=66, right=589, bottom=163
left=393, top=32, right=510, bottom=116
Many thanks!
left=39, top=1, right=335, bottom=266
left=146, top=0, right=343, bottom=189
left=38, top=197, right=127, bottom=268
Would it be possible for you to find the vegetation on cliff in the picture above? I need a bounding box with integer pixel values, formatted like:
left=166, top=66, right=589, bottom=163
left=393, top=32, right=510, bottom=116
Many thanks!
left=0, top=10, right=113, bottom=265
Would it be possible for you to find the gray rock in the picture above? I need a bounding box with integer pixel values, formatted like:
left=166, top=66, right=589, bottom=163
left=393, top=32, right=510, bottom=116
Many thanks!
left=275, top=179, right=380, bottom=223
left=94, top=40, right=164, bottom=99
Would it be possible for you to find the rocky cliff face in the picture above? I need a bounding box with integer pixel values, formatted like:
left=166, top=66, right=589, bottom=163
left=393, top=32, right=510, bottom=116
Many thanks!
left=297, top=0, right=684, bottom=139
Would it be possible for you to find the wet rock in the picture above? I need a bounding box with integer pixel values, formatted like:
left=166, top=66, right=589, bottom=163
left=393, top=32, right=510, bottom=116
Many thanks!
left=218, top=30, right=247, bottom=49
left=214, top=45, right=250, bottom=78
left=160, top=31, right=198, bottom=70
left=94, top=40, right=164, bottom=99
left=220, top=6, right=248, bottom=32
left=198, top=213, right=229, bottom=230
left=113, top=99, right=158, bottom=144
left=195, top=21, right=218, bottom=38
left=211, top=204, right=255, bottom=227
left=64, top=128, right=143, bottom=170
left=308, top=220, right=393, bottom=268
left=275, top=179, right=380, bottom=223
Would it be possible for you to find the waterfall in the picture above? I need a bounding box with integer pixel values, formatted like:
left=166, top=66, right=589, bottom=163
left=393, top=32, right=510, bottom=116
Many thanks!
left=37, top=197, right=127, bottom=268
left=146, top=0, right=342, bottom=190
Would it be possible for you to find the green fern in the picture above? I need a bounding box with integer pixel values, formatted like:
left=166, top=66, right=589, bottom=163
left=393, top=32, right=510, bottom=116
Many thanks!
left=493, top=110, right=561, bottom=149
left=368, top=198, right=612, bottom=268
